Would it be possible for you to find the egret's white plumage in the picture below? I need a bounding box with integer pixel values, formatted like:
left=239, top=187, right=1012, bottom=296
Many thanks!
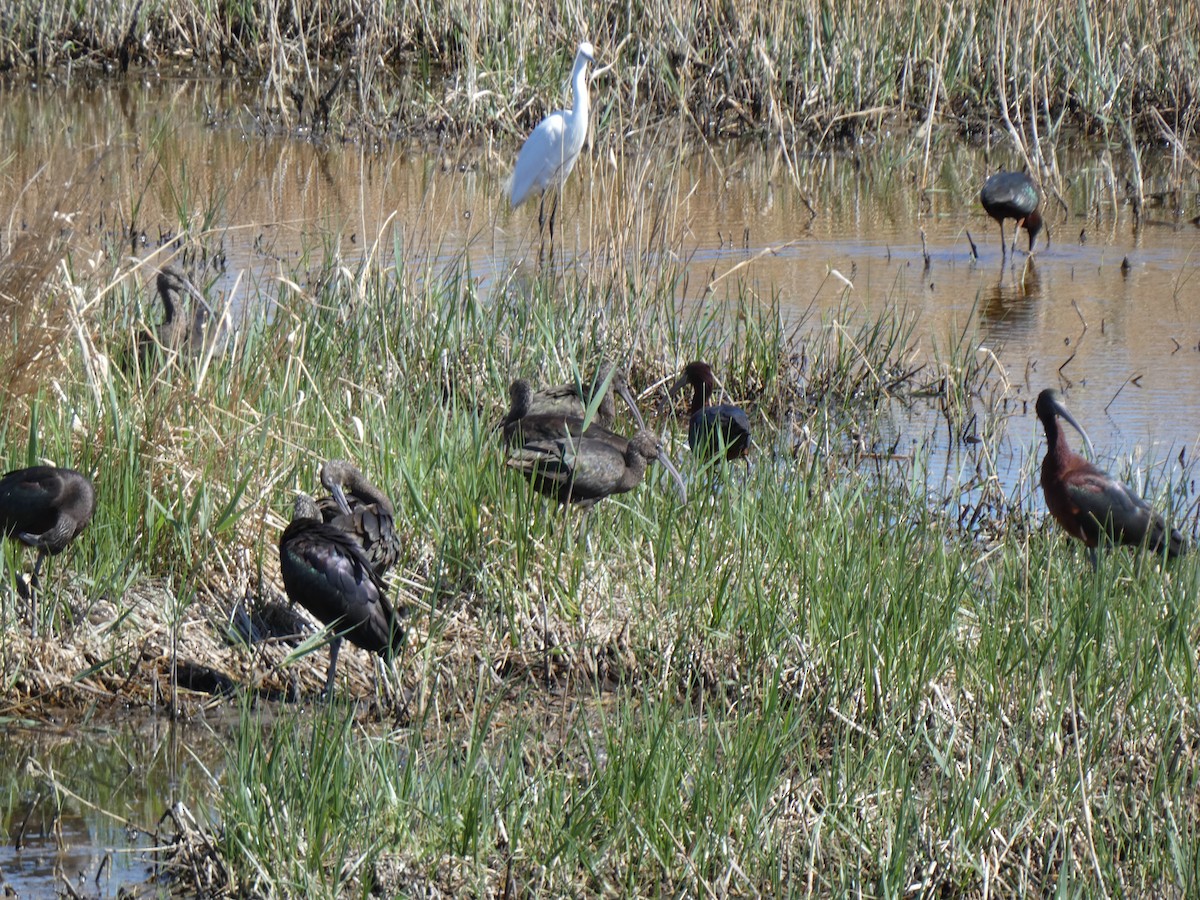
left=510, top=41, right=595, bottom=210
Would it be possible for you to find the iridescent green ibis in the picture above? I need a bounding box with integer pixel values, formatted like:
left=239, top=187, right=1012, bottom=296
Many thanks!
left=1036, top=389, right=1187, bottom=564
left=0, top=466, right=94, bottom=631
left=980, top=172, right=1045, bottom=257
left=138, top=266, right=215, bottom=362
left=278, top=493, right=406, bottom=696
left=507, top=427, right=687, bottom=507
left=315, top=459, right=400, bottom=578
left=668, top=361, right=752, bottom=461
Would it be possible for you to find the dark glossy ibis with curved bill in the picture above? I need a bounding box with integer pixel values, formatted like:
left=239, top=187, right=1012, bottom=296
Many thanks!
left=507, top=427, right=687, bottom=507
left=669, top=361, right=752, bottom=461
left=1036, top=389, right=1187, bottom=564
left=138, top=266, right=215, bottom=362
left=980, top=172, right=1046, bottom=257
left=315, top=459, right=400, bottom=578
left=278, top=494, right=406, bottom=696
left=501, top=379, right=648, bottom=452
left=0, top=466, right=94, bottom=631
left=500, top=363, right=647, bottom=436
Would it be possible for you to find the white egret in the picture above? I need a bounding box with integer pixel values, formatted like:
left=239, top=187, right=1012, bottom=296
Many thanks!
left=510, top=41, right=595, bottom=252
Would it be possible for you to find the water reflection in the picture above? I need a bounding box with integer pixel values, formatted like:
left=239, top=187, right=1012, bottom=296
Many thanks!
left=0, top=719, right=221, bottom=897
left=0, top=77, right=1198, bottom=472
left=978, top=259, right=1042, bottom=339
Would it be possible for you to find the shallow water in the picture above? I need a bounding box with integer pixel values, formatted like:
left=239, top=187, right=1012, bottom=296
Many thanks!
left=2, top=81, right=1196, bottom=515
left=2, top=72, right=1200, bottom=894
left=5, top=76, right=1197, bottom=477
left=0, top=716, right=222, bottom=897
left=2, top=81, right=1200, bottom=460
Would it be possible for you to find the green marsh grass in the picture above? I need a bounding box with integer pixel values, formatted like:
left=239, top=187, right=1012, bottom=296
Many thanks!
left=1, top=10, right=1198, bottom=888
left=0, top=195, right=1196, bottom=892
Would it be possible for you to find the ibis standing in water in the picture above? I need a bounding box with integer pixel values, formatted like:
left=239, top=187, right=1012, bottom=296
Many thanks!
left=1036, top=388, right=1187, bottom=565
left=510, top=41, right=595, bottom=251
left=980, top=171, right=1045, bottom=258
left=315, top=459, right=400, bottom=578
left=0, top=466, right=95, bottom=632
left=668, top=361, right=752, bottom=461
left=138, top=266, right=215, bottom=362
left=278, top=493, right=406, bottom=697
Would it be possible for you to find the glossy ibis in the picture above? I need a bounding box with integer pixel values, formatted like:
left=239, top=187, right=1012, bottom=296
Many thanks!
left=278, top=493, right=406, bottom=696
left=138, top=266, right=215, bottom=362
left=510, top=41, right=595, bottom=246
left=668, top=361, right=752, bottom=461
left=516, top=363, right=643, bottom=431
left=507, top=427, right=687, bottom=507
left=316, top=459, right=400, bottom=578
left=0, top=466, right=94, bottom=631
left=1036, top=389, right=1187, bottom=564
left=501, top=367, right=648, bottom=444
left=980, top=172, right=1045, bottom=257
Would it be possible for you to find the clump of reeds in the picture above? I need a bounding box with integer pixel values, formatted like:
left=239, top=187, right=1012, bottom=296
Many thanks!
left=3, top=0, right=1197, bottom=147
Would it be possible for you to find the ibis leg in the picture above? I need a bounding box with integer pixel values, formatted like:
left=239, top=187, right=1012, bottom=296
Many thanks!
left=321, top=636, right=344, bottom=699
left=26, top=550, right=48, bottom=638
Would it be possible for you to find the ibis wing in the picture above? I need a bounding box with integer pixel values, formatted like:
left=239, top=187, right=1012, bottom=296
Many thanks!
left=0, top=469, right=61, bottom=528
left=1065, top=472, right=1164, bottom=548
left=279, top=521, right=401, bottom=654
left=690, top=405, right=752, bottom=458
left=0, top=467, right=93, bottom=550
left=506, top=438, right=576, bottom=484
left=286, top=530, right=377, bottom=596
left=537, top=382, right=583, bottom=404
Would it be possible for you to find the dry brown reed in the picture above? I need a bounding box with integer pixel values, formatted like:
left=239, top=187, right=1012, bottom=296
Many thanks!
left=3, top=0, right=1197, bottom=149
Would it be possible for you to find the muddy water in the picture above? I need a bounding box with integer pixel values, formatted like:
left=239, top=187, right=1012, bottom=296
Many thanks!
left=2, top=74, right=1199, bottom=894
left=5, top=77, right=1199, bottom=482
left=0, top=717, right=222, bottom=897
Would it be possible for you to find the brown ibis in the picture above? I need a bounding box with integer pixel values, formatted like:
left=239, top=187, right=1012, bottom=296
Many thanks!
left=500, top=363, right=646, bottom=435
left=500, top=379, right=642, bottom=452
left=315, top=459, right=400, bottom=578
left=507, top=427, right=687, bottom=507
left=278, top=493, right=406, bottom=696
left=980, top=172, right=1045, bottom=257
left=138, top=266, right=215, bottom=364
left=1036, top=388, right=1187, bottom=564
left=668, top=361, right=752, bottom=461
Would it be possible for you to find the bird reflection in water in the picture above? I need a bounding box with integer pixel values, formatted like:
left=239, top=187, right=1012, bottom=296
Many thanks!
left=978, top=259, right=1042, bottom=337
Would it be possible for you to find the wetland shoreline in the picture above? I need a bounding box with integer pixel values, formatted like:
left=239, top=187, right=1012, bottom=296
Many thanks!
left=0, top=8, right=1199, bottom=895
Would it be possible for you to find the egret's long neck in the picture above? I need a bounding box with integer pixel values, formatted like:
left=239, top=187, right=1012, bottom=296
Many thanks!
left=570, top=56, right=590, bottom=124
